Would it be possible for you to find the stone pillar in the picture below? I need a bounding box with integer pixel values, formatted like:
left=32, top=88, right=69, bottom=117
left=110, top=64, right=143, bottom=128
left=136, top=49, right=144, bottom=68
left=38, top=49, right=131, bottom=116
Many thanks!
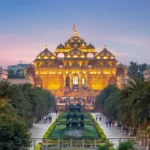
left=70, top=139, right=72, bottom=150
left=85, top=74, right=88, bottom=87
left=82, top=139, right=84, bottom=149
left=70, top=74, right=73, bottom=89
left=63, top=74, right=66, bottom=88
left=57, top=139, right=60, bottom=148
left=46, top=139, right=48, bottom=150
left=94, top=139, right=96, bottom=150
left=33, top=139, right=36, bottom=150
left=79, top=73, right=82, bottom=88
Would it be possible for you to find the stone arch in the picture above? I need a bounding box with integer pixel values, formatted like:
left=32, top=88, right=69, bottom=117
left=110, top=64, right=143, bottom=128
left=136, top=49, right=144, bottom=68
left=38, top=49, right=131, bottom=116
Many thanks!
left=57, top=53, right=65, bottom=58
left=87, top=53, right=94, bottom=58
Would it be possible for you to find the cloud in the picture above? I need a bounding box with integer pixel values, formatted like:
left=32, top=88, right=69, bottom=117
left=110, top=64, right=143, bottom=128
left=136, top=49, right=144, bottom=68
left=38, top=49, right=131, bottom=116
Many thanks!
left=98, top=36, right=144, bottom=46
left=96, top=47, right=129, bottom=56
left=84, top=32, right=150, bottom=46
left=110, top=50, right=129, bottom=56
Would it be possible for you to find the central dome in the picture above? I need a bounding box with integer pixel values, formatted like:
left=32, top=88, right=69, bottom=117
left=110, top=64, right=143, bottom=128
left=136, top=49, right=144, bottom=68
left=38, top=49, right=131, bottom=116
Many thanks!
left=65, top=35, right=87, bottom=49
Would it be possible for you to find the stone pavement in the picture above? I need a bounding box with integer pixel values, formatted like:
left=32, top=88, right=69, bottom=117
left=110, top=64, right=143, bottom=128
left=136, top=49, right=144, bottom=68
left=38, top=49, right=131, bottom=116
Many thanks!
left=92, top=113, right=145, bottom=149
left=30, top=112, right=145, bottom=150
left=30, top=112, right=57, bottom=150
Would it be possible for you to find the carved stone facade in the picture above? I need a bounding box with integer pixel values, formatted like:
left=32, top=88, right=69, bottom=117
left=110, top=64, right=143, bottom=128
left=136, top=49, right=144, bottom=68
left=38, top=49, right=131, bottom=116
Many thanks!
left=27, top=27, right=126, bottom=93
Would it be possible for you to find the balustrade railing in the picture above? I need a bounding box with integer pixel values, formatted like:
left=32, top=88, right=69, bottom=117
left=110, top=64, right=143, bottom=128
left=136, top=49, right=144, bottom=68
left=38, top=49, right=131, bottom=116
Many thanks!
left=28, top=137, right=143, bottom=150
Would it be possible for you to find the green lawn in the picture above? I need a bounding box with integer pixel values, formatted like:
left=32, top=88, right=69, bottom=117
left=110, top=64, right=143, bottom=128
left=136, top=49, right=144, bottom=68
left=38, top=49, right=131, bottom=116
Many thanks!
left=49, top=124, right=98, bottom=139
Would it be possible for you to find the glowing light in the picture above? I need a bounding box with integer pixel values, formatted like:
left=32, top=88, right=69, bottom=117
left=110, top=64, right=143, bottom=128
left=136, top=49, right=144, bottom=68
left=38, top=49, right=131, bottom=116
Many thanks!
left=45, top=45, right=48, bottom=49
left=73, top=55, right=78, bottom=58
left=38, top=56, right=41, bottom=59
left=103, top=56, right=108, bottom=59
left=51, top=56, right=55, bottom=59
left=44, top=56, right=48, bottom=59
left=111, top=56, right=114, bottom=59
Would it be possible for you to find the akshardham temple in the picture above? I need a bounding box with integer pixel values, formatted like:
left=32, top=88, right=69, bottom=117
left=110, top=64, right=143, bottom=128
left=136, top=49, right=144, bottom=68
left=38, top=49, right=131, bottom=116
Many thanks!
left=25, top=25, right=126, bottom=96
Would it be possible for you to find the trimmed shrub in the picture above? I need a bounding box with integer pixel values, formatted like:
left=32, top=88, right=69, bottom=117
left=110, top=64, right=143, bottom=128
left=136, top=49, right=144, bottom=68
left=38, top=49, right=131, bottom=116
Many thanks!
left=87, top=112, right=106, bottom=139
left=35, top=144, right=41, bottom=150
left=117, top=140, right=137, bottom=150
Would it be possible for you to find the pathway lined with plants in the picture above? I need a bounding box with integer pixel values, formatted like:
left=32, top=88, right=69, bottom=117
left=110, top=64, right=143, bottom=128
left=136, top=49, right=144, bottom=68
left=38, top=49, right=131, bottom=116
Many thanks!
left=92, top=113, right=144, bottom=150
left=30, top=112, right=145, bottom=150
left=30, top=113, right=57, bottom=150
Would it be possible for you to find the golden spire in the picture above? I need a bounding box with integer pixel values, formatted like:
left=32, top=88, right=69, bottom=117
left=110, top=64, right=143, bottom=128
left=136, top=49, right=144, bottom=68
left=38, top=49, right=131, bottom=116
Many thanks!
left=104, top=45, right=107, bottom=49
left=45, top=45, right=48, bottom=49
left=72, top=24, right=78, bottom=36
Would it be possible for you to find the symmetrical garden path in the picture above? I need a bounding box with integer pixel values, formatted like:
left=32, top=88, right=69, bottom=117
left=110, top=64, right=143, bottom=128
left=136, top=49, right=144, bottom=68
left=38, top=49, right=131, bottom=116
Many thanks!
left=30, top=112, right=144, bottom=150
left=30, top=112, right=57, bottom=150
left=92, top=113, right=144, bottom=150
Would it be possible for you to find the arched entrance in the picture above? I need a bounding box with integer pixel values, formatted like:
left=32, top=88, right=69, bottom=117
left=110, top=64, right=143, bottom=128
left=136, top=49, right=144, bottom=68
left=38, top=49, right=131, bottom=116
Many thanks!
left=73, top=76, right=79, bottom=88
left=66, top=77, right=70, bottom=88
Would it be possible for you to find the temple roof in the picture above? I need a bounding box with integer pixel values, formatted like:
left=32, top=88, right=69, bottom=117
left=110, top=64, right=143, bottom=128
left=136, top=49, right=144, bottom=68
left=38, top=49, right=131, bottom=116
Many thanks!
left=95, top=45, right=115, bottom=59
left=87, top=43, right=95, bottom=49
left=57, top=43, right=65, bottom=49
left=55, top=25, right=97, bottom=53
left=65, top=36, right=87, bottom=49
left=36, top=45, right=56, bottom=60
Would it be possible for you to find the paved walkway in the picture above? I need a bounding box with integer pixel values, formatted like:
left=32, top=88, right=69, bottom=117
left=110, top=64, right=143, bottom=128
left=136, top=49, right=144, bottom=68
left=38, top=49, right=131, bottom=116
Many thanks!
left=92, top=113, right=145, bottom=149
left=30, top=112, right=144, bottom=150
left=30, top=113, right=57, bottom=150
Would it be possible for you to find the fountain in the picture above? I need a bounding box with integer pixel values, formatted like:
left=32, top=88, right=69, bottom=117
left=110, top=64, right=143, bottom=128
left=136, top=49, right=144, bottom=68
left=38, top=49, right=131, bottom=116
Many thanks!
left=66, top=104, right=84, bottom=128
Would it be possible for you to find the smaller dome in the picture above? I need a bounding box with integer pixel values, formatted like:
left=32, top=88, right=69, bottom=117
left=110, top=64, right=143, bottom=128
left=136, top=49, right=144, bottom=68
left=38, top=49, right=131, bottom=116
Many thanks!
left=87, top=43, right=95, bottom=49
left=57, top=43, right=65, bottom=49
left=36, top=46, right=56, bottom=60
left=39, top=48, right=55, bottom=57
left=95, top=45, right=114, bottom=59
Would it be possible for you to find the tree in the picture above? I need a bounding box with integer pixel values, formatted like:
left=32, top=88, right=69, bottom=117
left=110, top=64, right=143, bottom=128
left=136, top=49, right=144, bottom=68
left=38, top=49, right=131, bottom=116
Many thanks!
left=128, top=61, right=148, bottom=78
left=96, top=85, right=120, bottom=119
left=0, top=80, right=11, bottom=98
left=117, top=140, right=137, bottom=150
left=0, top=98, right=16, bottom=115
left=128, top=61, right=139, bottom=78
left=0, top=114, right=31, bottom=150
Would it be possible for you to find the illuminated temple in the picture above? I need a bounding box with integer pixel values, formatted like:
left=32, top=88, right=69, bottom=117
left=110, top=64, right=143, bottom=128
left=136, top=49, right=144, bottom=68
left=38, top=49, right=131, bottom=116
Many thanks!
left=26, top=26, right=126, bottom=96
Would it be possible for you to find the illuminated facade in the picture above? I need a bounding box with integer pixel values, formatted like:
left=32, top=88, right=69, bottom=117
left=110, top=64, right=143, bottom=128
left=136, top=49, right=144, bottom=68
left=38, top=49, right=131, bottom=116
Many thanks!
left=32, top=26, right=119, bottom=92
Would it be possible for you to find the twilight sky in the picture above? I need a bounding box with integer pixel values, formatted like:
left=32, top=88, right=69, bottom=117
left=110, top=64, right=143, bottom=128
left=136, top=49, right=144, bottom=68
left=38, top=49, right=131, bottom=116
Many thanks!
left=0, top=0, right=150, bottom=68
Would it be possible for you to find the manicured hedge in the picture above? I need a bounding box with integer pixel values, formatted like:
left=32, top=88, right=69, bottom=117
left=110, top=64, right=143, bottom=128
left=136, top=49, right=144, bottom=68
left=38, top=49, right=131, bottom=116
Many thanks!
left=35, top=144, right=41, bottom=150
left=43, top=112, right=63, bottom=139
left=87, top=112, right=106, bottom=139
left=55, top=112, right=63, bottom=122
left=42, top=111, right=106, bottom=145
